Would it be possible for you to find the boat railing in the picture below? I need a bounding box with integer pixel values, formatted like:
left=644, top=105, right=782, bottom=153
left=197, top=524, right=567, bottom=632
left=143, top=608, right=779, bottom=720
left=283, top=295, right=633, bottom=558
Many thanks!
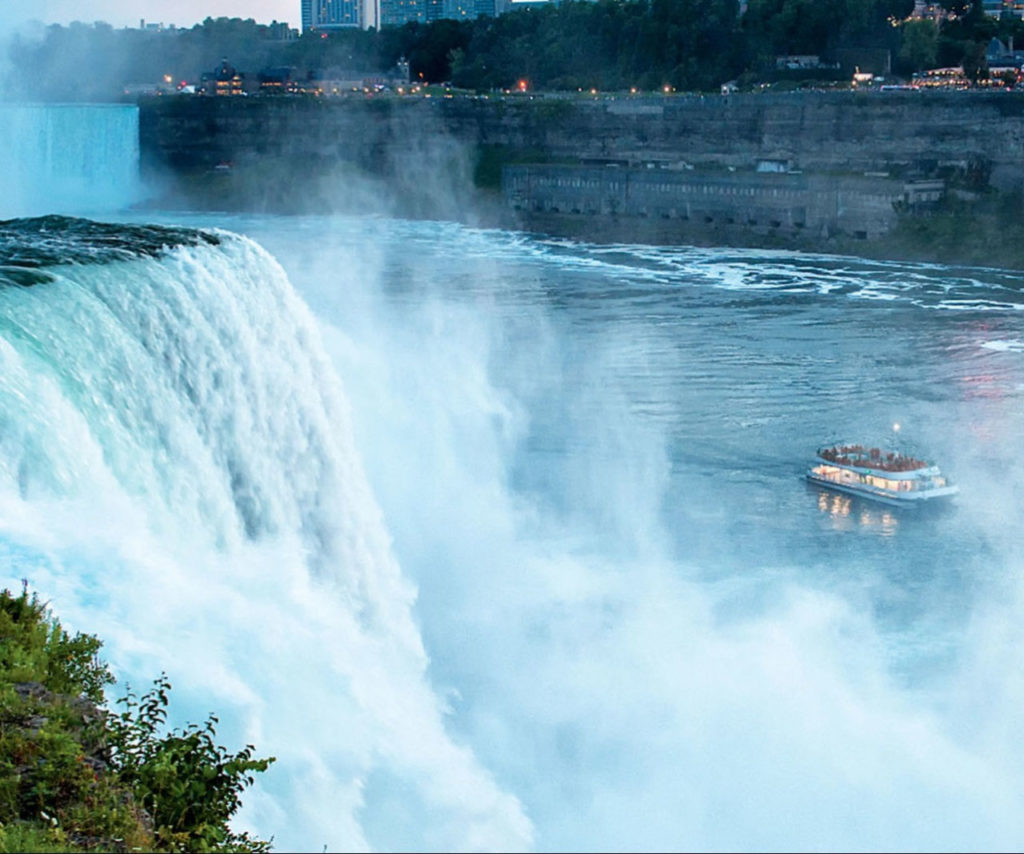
left=817, top=444, right=929, bottom=472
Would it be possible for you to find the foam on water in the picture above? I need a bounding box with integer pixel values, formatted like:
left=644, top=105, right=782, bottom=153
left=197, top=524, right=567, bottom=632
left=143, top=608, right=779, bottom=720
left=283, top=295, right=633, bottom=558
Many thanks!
left=0, top=224, right=531, bottom=851
left=982, top=339, right=1024, bottom=352
left=234, top=214, right=1024, bottom=852
left=6, top=209, right=1024, bottom=851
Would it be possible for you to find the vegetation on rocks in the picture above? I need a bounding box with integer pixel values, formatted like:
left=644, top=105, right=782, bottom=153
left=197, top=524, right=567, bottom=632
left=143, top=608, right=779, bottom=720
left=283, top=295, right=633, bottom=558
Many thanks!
left=878, top=191, right=1024, bottom=270
left=0, top=585, right=274, bottom=853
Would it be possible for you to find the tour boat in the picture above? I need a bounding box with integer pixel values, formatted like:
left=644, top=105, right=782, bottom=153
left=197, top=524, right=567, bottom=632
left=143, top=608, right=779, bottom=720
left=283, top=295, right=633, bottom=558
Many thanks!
left=805, top=443, right=959, bottom=507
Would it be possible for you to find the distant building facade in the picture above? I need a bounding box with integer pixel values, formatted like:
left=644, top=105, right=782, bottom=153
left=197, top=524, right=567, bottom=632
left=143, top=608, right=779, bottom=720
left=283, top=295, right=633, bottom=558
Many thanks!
left=302, top=0, right=378, bottom=31
left=266, top=21, right=299, bottom=40
left=305, top=57, right=409, bottom=94
left=199, top=59, right=247, bottom=95
left=982, top=0, right=1024, bottom=17
left=425, top=0, right=518, bottom=21
left=137, top=19, right=179, bottom=32
left=258, top=66, right=299, bottom=93
left=444, top=0, right=476, bottom=18
left=319, top=0, right=513, bottom=27
left=380, top=0, right=425, bottom=25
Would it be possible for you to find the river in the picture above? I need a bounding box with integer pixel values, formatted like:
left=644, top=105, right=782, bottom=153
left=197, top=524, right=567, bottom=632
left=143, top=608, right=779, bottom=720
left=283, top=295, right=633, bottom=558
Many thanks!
left=2, top=108, right=1024, bottom=851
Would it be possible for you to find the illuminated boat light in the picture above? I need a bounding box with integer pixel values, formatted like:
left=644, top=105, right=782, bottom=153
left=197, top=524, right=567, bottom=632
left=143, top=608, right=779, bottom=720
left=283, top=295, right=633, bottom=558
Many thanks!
left=805, top=443, right=959, bottom=508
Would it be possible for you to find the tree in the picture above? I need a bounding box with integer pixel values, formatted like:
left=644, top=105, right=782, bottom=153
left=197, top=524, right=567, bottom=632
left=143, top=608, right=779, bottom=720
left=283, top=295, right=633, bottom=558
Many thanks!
left=841, top=0, right=915, bottom=46
left=109, top=676, right=274, bottom=854
left=961, top=38, right=989, bottom=80
left=940, top=0, right=972, bottom=15
left=898, top=18, right=939, bottom=72
left=743, top=0, right=844, bottom=59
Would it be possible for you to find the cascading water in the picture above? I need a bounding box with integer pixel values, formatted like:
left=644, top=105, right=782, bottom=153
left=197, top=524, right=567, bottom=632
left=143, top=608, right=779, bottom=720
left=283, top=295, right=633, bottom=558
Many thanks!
left=4, top=199, right=1024, bottom=851
left=0, top=216, right=531, bottom=852
left=0, top=105, right=140, bottom=218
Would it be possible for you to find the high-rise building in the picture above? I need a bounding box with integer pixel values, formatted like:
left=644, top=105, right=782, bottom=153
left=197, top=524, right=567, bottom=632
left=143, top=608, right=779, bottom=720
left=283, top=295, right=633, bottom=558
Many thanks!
left=380, top=0, right=425, bottom=26
left=302, top=0, right=378, bottom=31
left=981, top=0, right=1024, bottom=16
left=325, top=0, right=527, bottom=27
left=443, top=0, right=475, bottom=18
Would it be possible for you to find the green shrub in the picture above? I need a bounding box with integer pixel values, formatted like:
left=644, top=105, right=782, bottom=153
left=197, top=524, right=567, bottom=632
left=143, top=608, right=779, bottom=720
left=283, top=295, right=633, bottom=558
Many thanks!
left=0, top=585, right=275, bottom=853
left=109, top=677, right=274, bottom=854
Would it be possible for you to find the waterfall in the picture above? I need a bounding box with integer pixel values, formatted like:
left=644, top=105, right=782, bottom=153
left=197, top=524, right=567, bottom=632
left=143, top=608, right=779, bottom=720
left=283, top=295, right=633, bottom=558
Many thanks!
left=0, top=218, right=531, bottom=852
left=0, top=105, right=140, bottom=218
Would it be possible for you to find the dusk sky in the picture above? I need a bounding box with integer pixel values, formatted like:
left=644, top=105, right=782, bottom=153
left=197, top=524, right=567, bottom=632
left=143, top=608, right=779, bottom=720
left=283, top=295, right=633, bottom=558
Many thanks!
left=7, top=1, right=298, bottom=28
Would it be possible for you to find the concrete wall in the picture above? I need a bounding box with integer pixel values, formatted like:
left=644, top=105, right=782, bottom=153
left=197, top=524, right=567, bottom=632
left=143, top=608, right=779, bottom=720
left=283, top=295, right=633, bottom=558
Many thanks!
left=504, top=165, right=906, bottom=240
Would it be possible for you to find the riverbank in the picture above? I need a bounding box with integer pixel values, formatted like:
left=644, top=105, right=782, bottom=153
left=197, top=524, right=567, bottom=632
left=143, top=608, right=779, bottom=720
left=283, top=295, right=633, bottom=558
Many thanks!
left=139, top=175, right=1024, bottom=272
left=498, top=191, right=1024, bottom=271
left=137, top=92, right=1024, bottom=271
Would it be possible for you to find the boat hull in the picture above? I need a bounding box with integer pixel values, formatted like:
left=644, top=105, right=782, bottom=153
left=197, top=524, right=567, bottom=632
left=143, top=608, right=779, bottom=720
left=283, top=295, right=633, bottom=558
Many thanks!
left=805, top=472, right=959, bottom=508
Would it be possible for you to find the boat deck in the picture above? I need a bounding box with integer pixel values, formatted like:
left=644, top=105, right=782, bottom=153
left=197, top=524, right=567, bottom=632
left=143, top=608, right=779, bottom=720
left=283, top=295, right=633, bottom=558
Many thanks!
left=807, top=445, right=958, bottom=507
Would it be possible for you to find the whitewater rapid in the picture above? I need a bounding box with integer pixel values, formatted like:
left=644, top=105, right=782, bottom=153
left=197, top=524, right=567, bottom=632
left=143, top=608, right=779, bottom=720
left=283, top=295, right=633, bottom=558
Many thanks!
left=0, top=219, right=531, bottom=851
left=3, top=205, right=1024, bottom=850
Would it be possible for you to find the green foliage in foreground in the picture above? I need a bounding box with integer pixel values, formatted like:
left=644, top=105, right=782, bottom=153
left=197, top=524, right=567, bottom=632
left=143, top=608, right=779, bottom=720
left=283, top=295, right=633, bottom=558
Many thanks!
left=0, top=586, right=274, bottom=853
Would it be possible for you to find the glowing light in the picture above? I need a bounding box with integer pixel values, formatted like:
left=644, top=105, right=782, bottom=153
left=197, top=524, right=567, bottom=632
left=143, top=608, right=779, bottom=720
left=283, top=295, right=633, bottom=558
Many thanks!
left=630, top=87, right=637, bottom=94
left=663, top=84, right=671, bottom=93
left=893, top=422, right=900, bottom=432
left=518, top=79, right=528, bottom=92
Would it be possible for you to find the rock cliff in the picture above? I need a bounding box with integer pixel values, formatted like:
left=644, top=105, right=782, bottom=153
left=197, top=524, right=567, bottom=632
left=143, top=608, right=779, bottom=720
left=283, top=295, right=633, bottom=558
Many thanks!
left=138, top=91, right=1024, bottom=262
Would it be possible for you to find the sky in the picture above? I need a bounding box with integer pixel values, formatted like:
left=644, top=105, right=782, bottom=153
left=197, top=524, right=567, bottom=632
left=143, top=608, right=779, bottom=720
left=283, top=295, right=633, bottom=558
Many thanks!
left=5, top=1, right=298, bottom=29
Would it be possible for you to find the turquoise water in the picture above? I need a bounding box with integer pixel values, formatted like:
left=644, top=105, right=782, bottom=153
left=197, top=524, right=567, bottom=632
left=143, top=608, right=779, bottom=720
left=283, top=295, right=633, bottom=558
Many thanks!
left=208, top=214, right=1024, bottom=849
left=3, top=209, right=1024, bottom=851
left=0, top=105, right=140, bottom=218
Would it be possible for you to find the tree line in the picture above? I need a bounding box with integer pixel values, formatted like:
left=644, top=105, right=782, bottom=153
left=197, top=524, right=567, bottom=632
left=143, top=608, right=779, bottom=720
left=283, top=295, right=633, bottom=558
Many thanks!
left=4, top=0, right=1024, bottom=99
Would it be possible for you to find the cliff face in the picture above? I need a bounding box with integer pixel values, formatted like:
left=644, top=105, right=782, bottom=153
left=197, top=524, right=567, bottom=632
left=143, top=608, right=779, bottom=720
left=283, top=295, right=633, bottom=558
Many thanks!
left=141, top=91, right=1024, bottom=183
left=551, top=93, right=1022, bottom=189
left=139, top=96, right=488, bottom=218
left=138, top=91, right=1024, bottom=256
